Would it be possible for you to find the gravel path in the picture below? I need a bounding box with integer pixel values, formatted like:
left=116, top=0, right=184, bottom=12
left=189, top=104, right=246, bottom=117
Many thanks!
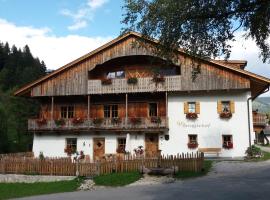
left=0, top=174, right=75, bottom=183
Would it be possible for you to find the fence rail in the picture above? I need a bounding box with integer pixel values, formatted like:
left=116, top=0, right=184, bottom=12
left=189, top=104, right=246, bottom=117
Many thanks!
left=0, top=152, right=204, bottom=177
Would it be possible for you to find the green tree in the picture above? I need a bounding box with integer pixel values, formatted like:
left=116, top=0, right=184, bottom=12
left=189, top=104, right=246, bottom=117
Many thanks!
left=122, top=0, right=270, bottom=62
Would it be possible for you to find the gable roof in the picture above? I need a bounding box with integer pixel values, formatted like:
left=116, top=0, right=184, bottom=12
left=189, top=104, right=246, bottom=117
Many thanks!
left=14, top=31, right=270, bottom=96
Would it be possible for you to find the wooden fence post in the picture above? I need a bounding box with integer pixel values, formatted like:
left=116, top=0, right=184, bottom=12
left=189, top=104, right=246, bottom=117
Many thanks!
left=76, top=160, right=79, bottom=177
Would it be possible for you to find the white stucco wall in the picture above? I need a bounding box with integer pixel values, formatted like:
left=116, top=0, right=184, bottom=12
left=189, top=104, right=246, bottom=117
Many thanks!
left=33, top=90, right=252, bottom=158
left=160, top=90, right=251, bottom=157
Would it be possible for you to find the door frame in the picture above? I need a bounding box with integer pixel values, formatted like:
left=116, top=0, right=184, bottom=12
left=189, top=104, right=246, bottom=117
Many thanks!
left=93, top=137, right=105, bottom=160
left=144, top=133, right=159, bottom=157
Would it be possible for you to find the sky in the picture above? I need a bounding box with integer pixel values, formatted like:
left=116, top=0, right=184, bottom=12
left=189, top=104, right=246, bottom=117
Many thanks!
left=0, top=0, right=269, bottom=96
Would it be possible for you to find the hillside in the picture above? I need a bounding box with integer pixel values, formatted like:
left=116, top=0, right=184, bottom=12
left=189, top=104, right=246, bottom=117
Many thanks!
left=253, top=97, right=270, bottom=113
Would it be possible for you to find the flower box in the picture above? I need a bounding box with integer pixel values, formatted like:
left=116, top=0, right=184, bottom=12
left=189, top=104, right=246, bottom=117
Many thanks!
left=116, top=146, right=126, bottom=154
left=187, top=143, right=198, bottom=149
left=36, top=118, right=47, bottom=126
left=152, top=75, right=165, bottom=83
left=220, top=112, right=232, bottom=119
left=64, top=146, right=76, bottom=156
left=111, top=117, right=122, bottom=124
left=127, top=77, right=138, bottom=84
left=72, top=117, right=84, bottom=125
left=130, top=117, right=142, bottom=125
left=93, top=118, right=104, bottom=125
left=54, top=118, right=65, bottom=126
left=186, top=113, right=198, bottom=119
left=101, top=78, right=112, bottom=85
left=223, top=142, right=233, bottom=149
left=150, top=116, right=161, bottom=124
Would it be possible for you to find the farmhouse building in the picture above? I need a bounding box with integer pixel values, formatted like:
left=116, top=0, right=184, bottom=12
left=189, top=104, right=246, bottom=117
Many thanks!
left=15, top=32, right=270, bottom=159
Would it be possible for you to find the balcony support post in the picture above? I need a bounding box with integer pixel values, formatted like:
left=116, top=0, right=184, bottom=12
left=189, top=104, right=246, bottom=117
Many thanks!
left=51, top=96, right=54, bottom=129
left=87, top=95, right=90, bottom=120
left=125, top=93, right=128, bottom=128
left=165, top=92, right=168, bottom=127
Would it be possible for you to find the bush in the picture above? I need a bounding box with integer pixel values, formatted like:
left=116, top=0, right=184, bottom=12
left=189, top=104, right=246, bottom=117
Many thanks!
left=245, top=145, right=262, bottom=158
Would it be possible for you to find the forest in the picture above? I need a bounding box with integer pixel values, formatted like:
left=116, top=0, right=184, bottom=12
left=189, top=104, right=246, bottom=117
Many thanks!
left=0, top=42, right=47, bottom=153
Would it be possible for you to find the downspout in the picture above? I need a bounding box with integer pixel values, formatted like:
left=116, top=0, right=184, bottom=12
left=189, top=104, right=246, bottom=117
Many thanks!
left=247, top=85, right=269, bottom=147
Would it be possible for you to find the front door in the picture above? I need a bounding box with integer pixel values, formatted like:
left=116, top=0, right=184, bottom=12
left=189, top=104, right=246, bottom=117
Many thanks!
left=93, top=138, right=105, bottom=161
left=145, top=133, right=159, bottom=157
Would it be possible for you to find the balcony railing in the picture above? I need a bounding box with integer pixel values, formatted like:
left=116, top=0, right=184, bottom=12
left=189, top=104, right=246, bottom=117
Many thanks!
left=253, top=114, right=268, bottom=126
left=28, top=117, right=168, bottom=131
left=88, top=75, right=181, bottom=94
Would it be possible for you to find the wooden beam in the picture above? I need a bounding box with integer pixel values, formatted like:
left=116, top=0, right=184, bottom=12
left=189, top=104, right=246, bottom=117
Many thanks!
left=125, top=93, right=128, bottom=127
left=51, top=96, right=54, bottom=124
left=87, top=95, right=90, bottom=120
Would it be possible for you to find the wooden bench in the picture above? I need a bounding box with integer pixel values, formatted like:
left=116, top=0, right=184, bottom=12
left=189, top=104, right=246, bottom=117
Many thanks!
left=198, top=148, right=222, bottom=157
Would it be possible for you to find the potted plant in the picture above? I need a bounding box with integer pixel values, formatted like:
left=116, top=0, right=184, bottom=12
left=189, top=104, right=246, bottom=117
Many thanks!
left=187, top=142, right=198, bottom=149
left=186, top=113, right=198, bottom=119
left=116, top=146, right=126, bottom=154
left=127, top=77, right=138, bottom=85
left=101, top=78, right=112, bottom=85
left=150, top=116, right=161, bottom=124
left=152, top=74, right=165, bottom=83
left=93, top=118, right=104, bottom=125
left=55, top=118, right=66, bottom=126
left=111, top=117, right=122, bottom=124
left=134, top=146, right=144, bottom=156
left=72, top=117, right=84, bottom=125
left=36, top=118, right=47, bottom=126
left=130, top=117, right=142, bottom=125
left=223, top=141, right=233, bottom=149
left=64, top=146, right=76, bottom=156
left=220, top=112, right=232, bottom=119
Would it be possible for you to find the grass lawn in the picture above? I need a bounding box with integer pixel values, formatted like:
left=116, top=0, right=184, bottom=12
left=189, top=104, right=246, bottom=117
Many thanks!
left=174, top=160, right=213, bottom=179
left=0, top=178, right=83, bottom=200
left=251, top=151, right=270, bottom=162
left=93, top=171, right=142, bottom=187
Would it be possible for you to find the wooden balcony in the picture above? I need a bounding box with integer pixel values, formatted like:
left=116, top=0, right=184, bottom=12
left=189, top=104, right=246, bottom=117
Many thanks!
left=88, top=75, right=181, bottom=94
left=253, top=114, right=268, bottom=126
left=28, top=117, right=168, bottom=132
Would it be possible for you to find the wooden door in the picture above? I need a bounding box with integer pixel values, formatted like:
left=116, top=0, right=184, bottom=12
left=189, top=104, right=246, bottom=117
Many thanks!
left=93, top=138, right=105, bottom=161
left=145, top=134, right=159, bottom=157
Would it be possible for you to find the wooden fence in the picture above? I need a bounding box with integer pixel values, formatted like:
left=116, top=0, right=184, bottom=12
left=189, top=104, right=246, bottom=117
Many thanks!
left=0, top=152, right=204, bottom=177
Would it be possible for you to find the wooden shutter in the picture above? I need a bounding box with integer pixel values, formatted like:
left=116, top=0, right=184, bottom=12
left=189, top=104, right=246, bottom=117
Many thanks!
left=217, top=101, right=222, bottom=114
left=195, top=102, right=200, bottom=114
left=230, top=101, right=235, bottom=113
left=184, top=102, right=188, bottom=114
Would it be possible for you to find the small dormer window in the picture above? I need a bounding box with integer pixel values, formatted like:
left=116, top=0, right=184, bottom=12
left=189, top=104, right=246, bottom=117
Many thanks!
left=107, top=71, right=125, bottom=79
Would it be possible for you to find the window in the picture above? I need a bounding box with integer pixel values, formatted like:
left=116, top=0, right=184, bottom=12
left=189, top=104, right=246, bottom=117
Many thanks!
left=221, top=101, right=230, bottom=113
left=117, top=138, right=126, bottom=153
left=66, top=138, right=77, bottom=151
left=111, top=105, right=118, bottom=118
left=104, top=105, right=111, bottom=118
left=61, top=106, right=74, bottom=119
left=149, top=103, right=158, bottom=117
left=223, top=135, right=232, bottom=145
left=188, top=135, right=198, bottom=144
left=188, top=102, right=196, bottom=113
left=103, top=105, right=118, bottom=118
left=107, top=71, right=125, bottom=79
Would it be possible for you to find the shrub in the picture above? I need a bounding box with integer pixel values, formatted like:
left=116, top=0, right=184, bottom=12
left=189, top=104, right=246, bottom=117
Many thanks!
left=55, top=118, right=65, bottom=126
left=245, top=145, right=262, bottom=158
left=127, top=77, right=138, bottom=84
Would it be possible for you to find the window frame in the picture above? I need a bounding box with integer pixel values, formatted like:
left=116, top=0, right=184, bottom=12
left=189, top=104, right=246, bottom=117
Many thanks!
left=188, top=102, right=196, bottom=113
left=188, top=134, right=198, bottom=144
left=66, top=138, right=77, bottom=151
left=61, top=105, right=74, bottom=119
left=221, top=101, right=231, bottom=113
left=117, top=137, right=126, bottom=153
left=103, top=104, right=118, bottom=118
left=106, top=71, right=125, bottom=79
left=149, top=102, right=158, bottom=117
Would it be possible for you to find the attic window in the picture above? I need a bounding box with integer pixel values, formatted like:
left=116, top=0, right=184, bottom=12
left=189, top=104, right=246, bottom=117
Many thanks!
left=107, top=71, right=125, bottom=79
